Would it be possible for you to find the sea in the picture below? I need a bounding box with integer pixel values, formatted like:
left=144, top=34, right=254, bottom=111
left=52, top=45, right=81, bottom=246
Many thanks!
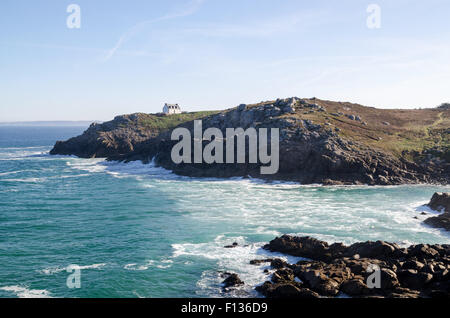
left=0, top=125, right=449, bottom=298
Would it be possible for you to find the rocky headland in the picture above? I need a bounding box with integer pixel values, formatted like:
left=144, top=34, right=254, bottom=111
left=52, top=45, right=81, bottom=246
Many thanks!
left=244, top=235, right=450, bottom=298
left=50, top=98, right=449, bottom=186
left=50, top=112, right=216, bottom=158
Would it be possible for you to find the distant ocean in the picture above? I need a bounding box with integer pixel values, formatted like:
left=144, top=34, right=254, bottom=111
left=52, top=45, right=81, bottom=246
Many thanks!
left=0, top=126, right=449, bottom=298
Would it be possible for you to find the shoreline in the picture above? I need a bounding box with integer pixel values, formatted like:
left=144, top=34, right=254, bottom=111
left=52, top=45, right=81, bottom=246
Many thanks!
left=59, top=151, right=450, bottom=187
left=223, top=235, right=450, bottom=298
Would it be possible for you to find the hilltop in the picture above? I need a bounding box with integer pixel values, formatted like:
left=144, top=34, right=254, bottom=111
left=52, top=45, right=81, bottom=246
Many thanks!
left=50, top=98, right=449, bottom=185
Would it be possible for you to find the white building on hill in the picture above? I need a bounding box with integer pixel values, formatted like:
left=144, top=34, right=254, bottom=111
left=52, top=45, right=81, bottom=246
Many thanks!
left=163, top=103, right=181, bottom=115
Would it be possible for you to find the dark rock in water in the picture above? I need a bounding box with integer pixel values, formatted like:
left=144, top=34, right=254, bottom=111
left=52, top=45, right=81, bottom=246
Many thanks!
left=402, top=260, right=425, bottom=271
left=424, top=214, right=450, bottom=231
left=264, top=236, right=332, bottom=261
left=294, top=261, right=351, bottom=296
left=250, top=259, right=274, bottom=265
left=424, top=193, right=450, bottom=231
left=222, top=273, right=244, bottom=289
left=408, top=244, right=440, bottom=258
left=380, top=269, right=399, bottom=289
left=340, top=279, right=371, bottom=296
left=264, top=235, right=398, bottom=261
left=397, top=270, right=433, bottom=290
left=271, top=268, right=295, bottom=283
left=346, top=241, right=396, bottom=259
left=427, top=193, right=450, bottom=213
left=224, top=242, right=239, bottom=248
left=270, top=284, right=300, bottom=298
left=256, top=282, right=320, bottom=299
left=270, top=259, right=289, bottom=269
left=386, top=287, right=421, bottom=298
left=254, top=235, right=450, bottom=298
left=255, top=281, right=274, bottom=296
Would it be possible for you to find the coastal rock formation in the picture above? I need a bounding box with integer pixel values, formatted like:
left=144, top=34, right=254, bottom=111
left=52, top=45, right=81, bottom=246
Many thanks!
left=424, top=193, right=450, bottom=231
left=221, top=273, right=244, bottom=290
left=50, top=114, right=161, bottom=158
left=50, top=97, right=450, bottom=185
left=427, top=192, right=450, bottom=212
left=50, top=112, right=216, bottom=158
left=255, top=235, right=450, bottom=298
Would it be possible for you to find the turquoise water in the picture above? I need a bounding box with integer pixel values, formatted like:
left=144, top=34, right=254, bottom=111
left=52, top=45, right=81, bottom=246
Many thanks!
left=0, top=126, right=449, bottom=298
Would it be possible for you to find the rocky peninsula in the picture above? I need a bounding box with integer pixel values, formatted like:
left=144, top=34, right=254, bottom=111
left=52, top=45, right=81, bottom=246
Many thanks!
left=50, top=97, right=449, bottom=185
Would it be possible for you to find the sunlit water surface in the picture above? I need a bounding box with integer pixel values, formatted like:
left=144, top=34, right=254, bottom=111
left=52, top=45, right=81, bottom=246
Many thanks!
left=0, top=126, right=449, bottom=298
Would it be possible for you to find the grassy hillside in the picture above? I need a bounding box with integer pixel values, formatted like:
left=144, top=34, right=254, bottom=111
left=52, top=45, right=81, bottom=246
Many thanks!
left=247, top=98, right=449, bottom=162
left=114, top=111, right=220, bottom=138
left=136, top=111, right=219, bottom=131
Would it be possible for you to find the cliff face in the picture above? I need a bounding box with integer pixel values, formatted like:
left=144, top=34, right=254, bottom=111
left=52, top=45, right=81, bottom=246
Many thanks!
left=51, top=114, right=151, bottom=158
left=50, top=112, right=216, bottom=158
left=50, top=98, right=450, bottom=185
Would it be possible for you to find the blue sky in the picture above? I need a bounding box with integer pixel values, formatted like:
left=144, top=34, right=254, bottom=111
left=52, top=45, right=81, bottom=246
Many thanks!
left=1, top=0, right=450, bottom=121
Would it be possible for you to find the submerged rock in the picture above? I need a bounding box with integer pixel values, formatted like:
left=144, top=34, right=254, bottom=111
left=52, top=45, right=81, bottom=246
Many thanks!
left=224, top=242, right=239, bottom=248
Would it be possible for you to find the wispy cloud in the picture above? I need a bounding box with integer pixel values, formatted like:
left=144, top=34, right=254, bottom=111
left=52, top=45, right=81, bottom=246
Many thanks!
left=0, top=41, right=158, bottom=61
left=181, top=9, right=330, bottom=38
left=104, top=0, right=206, bottom=61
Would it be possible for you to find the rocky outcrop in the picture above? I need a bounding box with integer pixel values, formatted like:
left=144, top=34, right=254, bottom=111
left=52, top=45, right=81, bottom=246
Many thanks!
left=424, top=193, right=450, bottom=231
left=119, top=98, right=447, bottom=185
left=427, top=193, right=450, bottom=212
left=255, top=235, right=450, bottom=298
left=50, top=112, right=216, bottom=159
left=221, top=273, right=244, bottom=290
left=50, top=114, right=162, bottom=158
left=50, top=97, right=449, bottom=185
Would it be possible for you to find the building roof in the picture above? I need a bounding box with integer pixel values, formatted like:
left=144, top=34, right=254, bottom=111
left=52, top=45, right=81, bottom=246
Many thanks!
left=165, top=103, right=180, bottom=109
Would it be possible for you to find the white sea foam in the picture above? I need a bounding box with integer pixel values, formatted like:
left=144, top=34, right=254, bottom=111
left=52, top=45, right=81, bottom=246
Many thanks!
left=1, top=177, right=46, bottom=183
left=58, top=174, right=91, bottom=179
left=0, top=286, right=52, bottom=298
left=0, top=170, right=32, bottom=176
left=172, top=235, right=304, bottom=297
left=254, top=227, right=281, bottom=236
left=124, top=259, right=173, bottom=271
left=0, top=147, right=50, bottom=161
left=66, top=158, right=107, bottom=173
left=124, top=261, right=155, bottom=271
left=39, top=263, right=107, bottom=275
left=0, top=146, right=48, bottom=150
